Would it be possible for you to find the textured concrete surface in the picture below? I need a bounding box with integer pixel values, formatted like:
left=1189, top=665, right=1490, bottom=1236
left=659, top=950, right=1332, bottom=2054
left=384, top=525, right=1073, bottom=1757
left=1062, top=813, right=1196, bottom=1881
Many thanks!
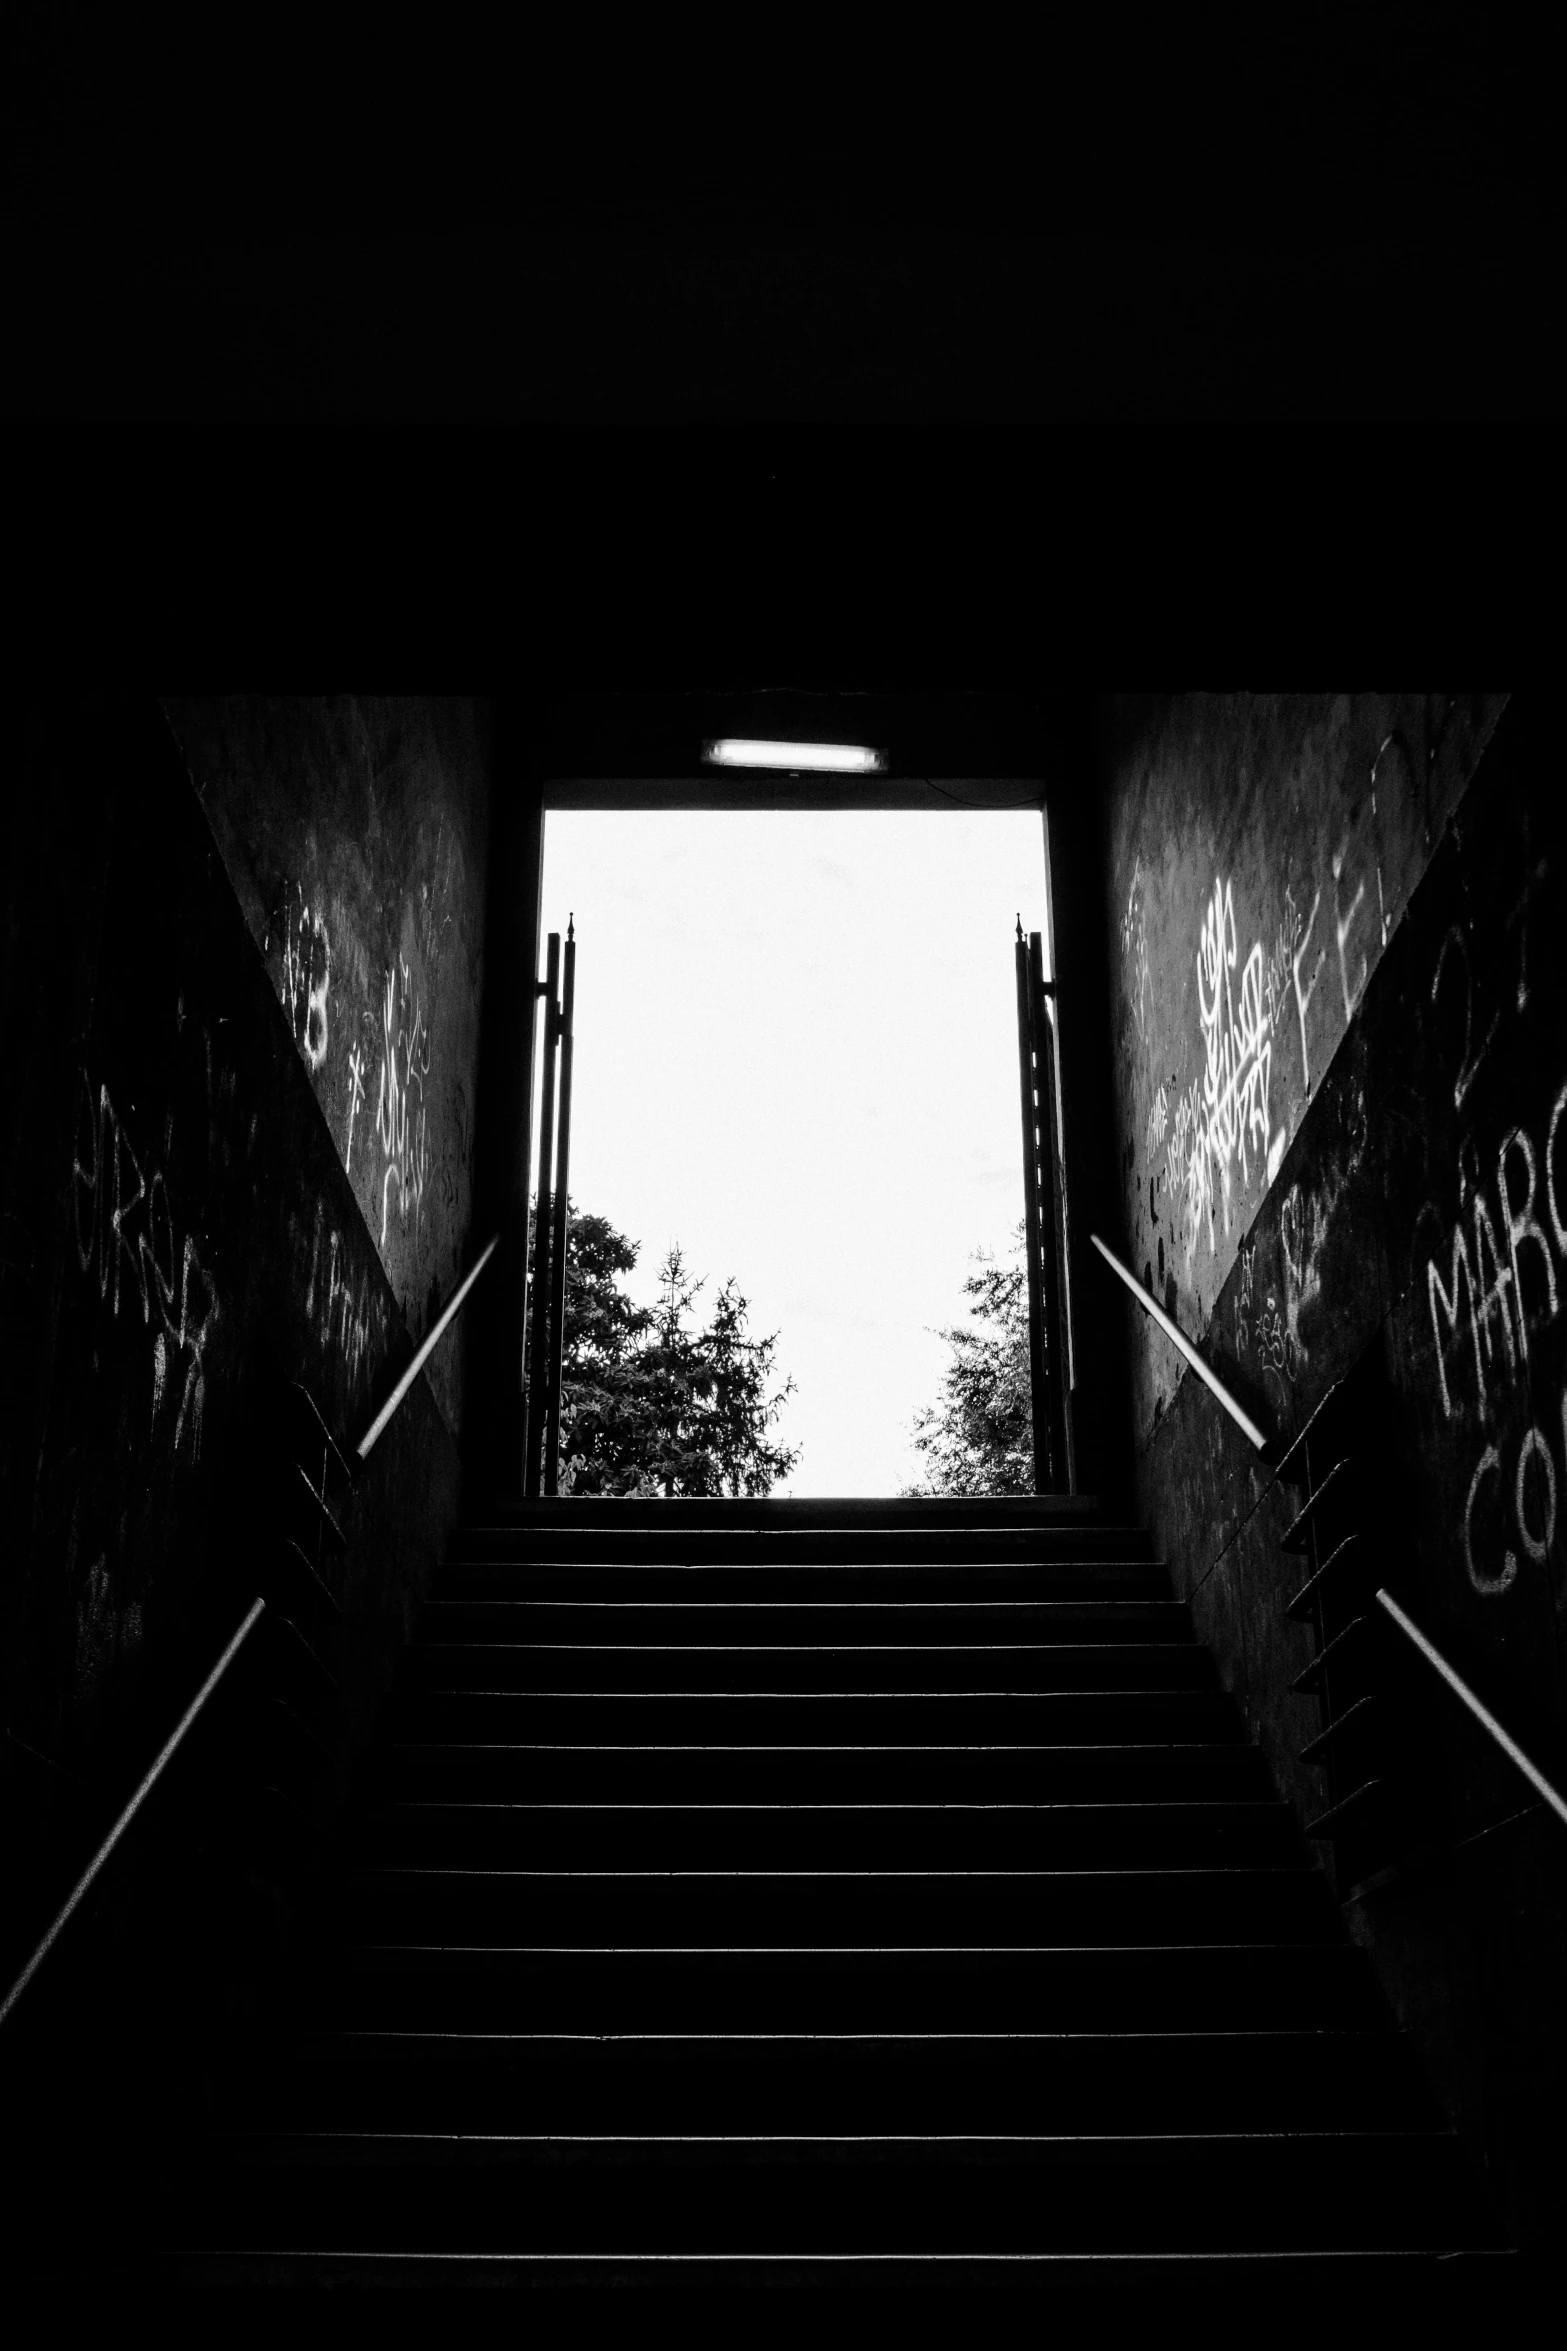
left=163, top=699, right=491, bottom=1439
left=1, top=699, right=463, bottom=1996
left=1098, top=696, right=1567, bottom=2245
left=1102, top=693, right=1507, bottom=1439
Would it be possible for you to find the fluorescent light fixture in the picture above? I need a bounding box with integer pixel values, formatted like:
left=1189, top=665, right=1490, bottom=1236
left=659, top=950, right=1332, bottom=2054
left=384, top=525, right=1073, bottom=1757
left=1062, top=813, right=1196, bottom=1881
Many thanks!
left=702, top=738, right=888, bottom=775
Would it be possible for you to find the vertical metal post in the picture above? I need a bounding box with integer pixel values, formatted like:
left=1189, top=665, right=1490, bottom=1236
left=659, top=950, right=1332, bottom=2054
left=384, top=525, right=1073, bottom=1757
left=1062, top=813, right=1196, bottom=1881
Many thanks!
left=543, top=918, right=576, bottom=1497
left=1029, top=931, right=1072, bottom=1493
left=524, top=932, right=560, bottom=1501
left=1015, top=921, right=1051, bottom=1493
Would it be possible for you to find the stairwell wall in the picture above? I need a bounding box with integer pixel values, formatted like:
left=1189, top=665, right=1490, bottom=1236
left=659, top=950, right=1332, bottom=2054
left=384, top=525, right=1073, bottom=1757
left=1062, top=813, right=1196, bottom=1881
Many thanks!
left=160, top=696, right=492, bottom=1443
left=0, top=696, right=471, bottom=2021
left=1095, top=691, right=1567, bottom=2246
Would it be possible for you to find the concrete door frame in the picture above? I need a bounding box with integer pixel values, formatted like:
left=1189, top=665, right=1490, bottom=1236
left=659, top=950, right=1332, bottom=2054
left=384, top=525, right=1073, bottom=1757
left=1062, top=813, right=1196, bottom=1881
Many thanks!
left=471, top=690, right=1129, bottom=1510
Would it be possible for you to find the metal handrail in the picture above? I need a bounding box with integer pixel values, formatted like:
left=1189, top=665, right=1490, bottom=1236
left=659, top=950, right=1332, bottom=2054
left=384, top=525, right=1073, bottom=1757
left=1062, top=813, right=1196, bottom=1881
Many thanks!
left=357, top=1232, right=498, bottom=1462
left=0, top=1598, right=267, bottom=2027
left=1, top=1230, right=500, bottom=2029
left=1089, top=1231, right=1266, bottom=1448
left=1091, top=1228, right=1567, bottom=1832
left=1375, top=1588, right=1567, bottom=1830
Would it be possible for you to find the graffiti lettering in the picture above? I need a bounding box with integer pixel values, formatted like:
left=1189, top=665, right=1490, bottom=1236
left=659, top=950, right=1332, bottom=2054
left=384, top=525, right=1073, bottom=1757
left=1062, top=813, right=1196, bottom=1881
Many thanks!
left=376, top=955, right=431, bottom=1247
left=1121, top=864, right=1152, bottom=1050
left=1515, top=1426, right=1556, bottom=1565
left=280, top=885, right=331, bottom=1073
left=1497, top=1126, right=1557, bottom=1359
left=304, top=1199, right=386, bottom=1393
left=1428, top=1219, right=1481, bottom=1422
left=1461, top=1403, right=1567, bottom=1603
left=1194, top=874, right=1284, bottom=1252
left=72, top=1072, right=217, bottom=1460
left=1463, top=1443, right=1513, bottom=1595
left=1431, top=922, right=1498, bottom=1116
left=345, top=1041, right=367, bottom=1175
left=1332, top=838, right=1369, bottom=1022
left=1264, top=889, right=1301, bottom=1043
left=1145, top=1082, right=1169, bottom=1161
left=1427, top=1086, right=1567, bottom=1424
left=1291, top=886, right=1325, bottom=1095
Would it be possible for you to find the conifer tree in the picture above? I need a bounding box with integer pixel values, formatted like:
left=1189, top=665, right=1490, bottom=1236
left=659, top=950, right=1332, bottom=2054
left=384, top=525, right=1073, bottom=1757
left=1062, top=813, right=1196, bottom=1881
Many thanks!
left=906, top=1224, right=1034, bottom=1495
left=528, top=1204, right=799, bottom=1496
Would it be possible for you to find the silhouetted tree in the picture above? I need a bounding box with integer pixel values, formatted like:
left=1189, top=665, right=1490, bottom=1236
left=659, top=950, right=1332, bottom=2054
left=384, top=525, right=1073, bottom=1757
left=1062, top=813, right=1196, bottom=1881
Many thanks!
left=905, top=1224, right=1033, bottom=1495
left=527, top=1204, right=799, bottom=1496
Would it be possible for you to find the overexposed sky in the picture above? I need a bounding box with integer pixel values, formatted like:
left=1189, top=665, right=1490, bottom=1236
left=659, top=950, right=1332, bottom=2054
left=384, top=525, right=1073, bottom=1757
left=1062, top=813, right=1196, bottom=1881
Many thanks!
left=536, top=809, right=1050, bottom=1495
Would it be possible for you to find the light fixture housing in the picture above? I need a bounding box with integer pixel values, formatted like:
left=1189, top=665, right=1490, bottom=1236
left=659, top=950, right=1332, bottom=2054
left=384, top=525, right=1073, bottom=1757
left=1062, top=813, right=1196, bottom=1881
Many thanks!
left=701, top=738, right=888, bottom=775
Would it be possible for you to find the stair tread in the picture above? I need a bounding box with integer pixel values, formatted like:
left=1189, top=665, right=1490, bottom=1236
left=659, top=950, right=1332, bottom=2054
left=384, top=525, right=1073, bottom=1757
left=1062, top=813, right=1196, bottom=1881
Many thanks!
left=224, top=2123, right=1451, bottom=2146
left=364, top=1798, right=1292, bottom=1813
left=159, top=1506, right=1494, bottom=2273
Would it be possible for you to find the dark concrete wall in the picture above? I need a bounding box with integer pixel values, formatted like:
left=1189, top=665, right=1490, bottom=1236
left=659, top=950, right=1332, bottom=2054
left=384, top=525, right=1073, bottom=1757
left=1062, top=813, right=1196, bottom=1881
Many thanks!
left=0, top=697, right=464, bottom=2020
left=161, top=698, right=491, bottom=1440
left=1097, top=693, right=1567, bottom=2245
left=1105, top=693, right=1508, bottom=1443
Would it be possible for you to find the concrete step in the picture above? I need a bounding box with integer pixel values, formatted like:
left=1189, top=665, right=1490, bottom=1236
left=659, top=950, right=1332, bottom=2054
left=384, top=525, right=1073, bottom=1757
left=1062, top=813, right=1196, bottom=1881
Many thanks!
left=335, top=1864, right=1340, bottom=1947
left=483, top=1499, right=1107, bottom=1530
left=350, top=1797, right=1305, bottom=1870
left=313, top=1939, right=1393, bottom=2035
left=373, top=1739, right=1276, bottom=1805
left=156, top=2243, right=1521, bottom=2302
left=152, top=1506, right=1498, bottom=2282
left=439, top=1553, right=1172, bottom=1599
left=381, top=1688, right=1249, bottom=1746
left=415, top=1597, right=1196, bottom=1644
left=449, top=1530, right=1163, bottom=1571
left=398, top=1641, right=1221, bottom=1696
left=239, top=2027, right=1438, bottom=2136
left=163, top=2127, right=1492, bottom=2256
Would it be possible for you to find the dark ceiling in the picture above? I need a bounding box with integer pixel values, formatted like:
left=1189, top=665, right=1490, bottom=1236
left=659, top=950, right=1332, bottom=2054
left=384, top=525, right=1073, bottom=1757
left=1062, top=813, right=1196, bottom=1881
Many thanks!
left=534, top=690, right=1058, bottom=805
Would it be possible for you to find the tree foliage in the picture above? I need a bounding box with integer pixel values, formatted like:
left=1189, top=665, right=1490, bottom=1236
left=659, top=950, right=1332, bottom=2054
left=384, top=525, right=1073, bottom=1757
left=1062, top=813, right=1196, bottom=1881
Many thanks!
left=905, top=1224, right=1034, bottom=1495
left=529, top=1203, right=800, bottom=1497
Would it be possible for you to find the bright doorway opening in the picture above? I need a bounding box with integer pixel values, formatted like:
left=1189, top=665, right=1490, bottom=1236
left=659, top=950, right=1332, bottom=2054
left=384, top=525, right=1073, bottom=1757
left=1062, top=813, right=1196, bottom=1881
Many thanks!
left=532, top=806, right=1053, bottom=1496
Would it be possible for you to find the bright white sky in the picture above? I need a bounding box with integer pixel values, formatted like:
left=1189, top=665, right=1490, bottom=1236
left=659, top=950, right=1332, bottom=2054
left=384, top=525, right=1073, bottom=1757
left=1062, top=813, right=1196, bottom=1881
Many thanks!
left=536, top=808, right=1050, bottom=1495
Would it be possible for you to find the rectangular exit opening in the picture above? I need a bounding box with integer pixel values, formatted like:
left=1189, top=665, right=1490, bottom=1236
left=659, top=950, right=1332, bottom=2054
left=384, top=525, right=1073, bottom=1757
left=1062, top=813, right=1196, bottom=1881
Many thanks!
left=524, top=789, right=1068, bottom=1498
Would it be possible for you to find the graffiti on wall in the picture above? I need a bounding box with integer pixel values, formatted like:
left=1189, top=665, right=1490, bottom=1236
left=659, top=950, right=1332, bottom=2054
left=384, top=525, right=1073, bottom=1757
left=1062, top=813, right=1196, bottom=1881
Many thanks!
left=1418, top=874, right=1559, bottom=1608
left=1414, top=802, right=1563, bottom=1605
left=344, top=1040, right=367, bottom=1174
left=1198, top=873, right=1287, bottom=1210
left=278, top=883, right=331, bottom=1073
left=1144, top=1081, right=1169, bottom=1163
left=375, top=952, right=430, bottom=1248
left=1427, top=1083, right=1564, bottom=1599
left=1154, top=873, right=1293, bottom=1289
left=266, top=830, right=462, bottom=1300
left=71, top=1070, right=219, bottom=1462
left=1234, top=1237, right=1299, bottom=1408
left=302, top=1197, right=388, bottom=1394
left=1113, top=700, right=1506, bottom=1431
left=1121, top=860, right=1152, bottom=1052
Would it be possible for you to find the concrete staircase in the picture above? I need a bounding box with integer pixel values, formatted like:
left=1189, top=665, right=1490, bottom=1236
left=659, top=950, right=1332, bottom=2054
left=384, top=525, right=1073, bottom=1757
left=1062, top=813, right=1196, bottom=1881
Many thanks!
left=160, top=1498, right=1507, bottom=2300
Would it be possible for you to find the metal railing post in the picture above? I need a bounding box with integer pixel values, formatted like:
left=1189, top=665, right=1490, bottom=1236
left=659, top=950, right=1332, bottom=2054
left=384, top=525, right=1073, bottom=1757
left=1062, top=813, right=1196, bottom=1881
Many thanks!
left=544, top=918, right=576, bottom=1496
left=1028, top=931, right=1071, bottom=1493
left=1014, top=921, right=1051, bottom=1493
left=524, top=932, right=561, bottom=1500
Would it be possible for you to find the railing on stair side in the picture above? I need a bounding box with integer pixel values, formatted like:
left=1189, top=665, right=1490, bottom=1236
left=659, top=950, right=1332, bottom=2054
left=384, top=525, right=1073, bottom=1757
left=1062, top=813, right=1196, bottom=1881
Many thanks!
left=1090, top=1230, right=1567, bottom=1839
left=0, top=1232, right=499, bottom=2030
